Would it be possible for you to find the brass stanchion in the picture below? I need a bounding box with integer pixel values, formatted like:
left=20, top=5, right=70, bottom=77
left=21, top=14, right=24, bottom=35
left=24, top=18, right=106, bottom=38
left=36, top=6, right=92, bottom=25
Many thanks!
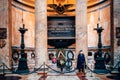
left=90, top=64, right=93, bottom=77
left=42, top=62, right=47, bottom=80
left=3, top=63, right=5, bottom=78
left=43, top=62, right=45, bottom=77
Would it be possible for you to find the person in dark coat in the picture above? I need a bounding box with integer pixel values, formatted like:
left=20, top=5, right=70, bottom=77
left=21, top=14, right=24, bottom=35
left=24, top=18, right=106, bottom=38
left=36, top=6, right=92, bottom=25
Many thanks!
left=77, top=50, right=86, bottom=73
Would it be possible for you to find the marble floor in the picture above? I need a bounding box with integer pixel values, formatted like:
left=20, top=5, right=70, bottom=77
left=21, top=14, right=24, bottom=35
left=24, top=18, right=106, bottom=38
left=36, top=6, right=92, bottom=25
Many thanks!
left=0, top=63, right=119, bottom=80
left=0, top=70, right=120, bottom=80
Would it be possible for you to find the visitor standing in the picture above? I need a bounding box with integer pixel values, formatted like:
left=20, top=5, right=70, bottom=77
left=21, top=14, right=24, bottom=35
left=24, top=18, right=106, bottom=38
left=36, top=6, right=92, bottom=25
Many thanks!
left=77, top=50, right=86, bottom=73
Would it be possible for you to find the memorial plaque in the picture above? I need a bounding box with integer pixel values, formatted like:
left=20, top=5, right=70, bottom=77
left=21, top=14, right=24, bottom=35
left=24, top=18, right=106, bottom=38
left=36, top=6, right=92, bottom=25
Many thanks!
left=48, top=17, right=75, bottom=38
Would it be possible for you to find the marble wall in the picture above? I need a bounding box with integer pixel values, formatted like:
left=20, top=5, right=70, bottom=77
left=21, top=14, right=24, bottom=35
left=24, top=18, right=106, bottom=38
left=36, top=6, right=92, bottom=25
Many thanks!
left=12, top=5, right=35, bottom=48
left=0, top=0, right=11, bottom=67
left=0, top=0, right=115, bottom=68
left=11, top=2, right=35, bottom=69
left=11, top=2, right=111, bottom=51
left=113, top=0, right=120, bottom=66
left=87, top=1, right=111, bottom=48
left=0, top=0, right=35, bottom=68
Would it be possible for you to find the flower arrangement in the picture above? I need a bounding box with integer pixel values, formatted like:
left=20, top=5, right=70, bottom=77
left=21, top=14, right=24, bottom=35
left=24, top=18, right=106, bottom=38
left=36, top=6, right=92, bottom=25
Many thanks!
left=56, top=49, right=66, bottom=68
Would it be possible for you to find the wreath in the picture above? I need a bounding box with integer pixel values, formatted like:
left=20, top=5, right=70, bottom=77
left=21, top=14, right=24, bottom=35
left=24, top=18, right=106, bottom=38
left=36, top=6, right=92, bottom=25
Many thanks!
left=56, top=49, right=66, bottom=68
left=12, top=50, right=19, bottom=61
left=67, top=50, right=74, bottom=60
left=65, top=59, right=72, bottom=71
left=31, top=51, right=35, bottom=58
left=56, top=49, right=66, bottom=58
left=104, top=52, right=111, bottom=64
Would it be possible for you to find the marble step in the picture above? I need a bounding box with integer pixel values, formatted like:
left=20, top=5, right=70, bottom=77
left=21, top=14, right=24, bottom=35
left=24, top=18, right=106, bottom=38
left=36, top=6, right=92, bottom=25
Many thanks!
left=111, top=70, right=119, bottom=74
left=46, top=75, right=80, bottom=80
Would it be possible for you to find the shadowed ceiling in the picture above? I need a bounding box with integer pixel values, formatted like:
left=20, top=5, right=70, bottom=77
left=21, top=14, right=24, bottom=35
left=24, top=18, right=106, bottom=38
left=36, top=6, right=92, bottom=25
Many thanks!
left=14, top=0, right=108, bottom=8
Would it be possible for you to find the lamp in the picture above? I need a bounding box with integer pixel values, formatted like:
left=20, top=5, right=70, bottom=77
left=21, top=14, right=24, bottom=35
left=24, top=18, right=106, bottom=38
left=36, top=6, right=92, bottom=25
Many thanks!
left=16, top=0, right=29, bottom=73
left=93, top=6, right=109, bottom=74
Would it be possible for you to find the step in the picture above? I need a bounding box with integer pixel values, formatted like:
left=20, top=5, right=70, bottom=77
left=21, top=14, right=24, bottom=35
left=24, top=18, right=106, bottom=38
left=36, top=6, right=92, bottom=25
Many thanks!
left=111, top=70, right=119, bottom=74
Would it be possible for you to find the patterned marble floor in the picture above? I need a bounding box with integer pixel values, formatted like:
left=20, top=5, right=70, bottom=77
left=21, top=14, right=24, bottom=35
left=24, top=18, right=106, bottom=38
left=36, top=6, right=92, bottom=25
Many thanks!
left=0, top=72, right=119, bottom=80
left=0, top=69, right=120, bottom=80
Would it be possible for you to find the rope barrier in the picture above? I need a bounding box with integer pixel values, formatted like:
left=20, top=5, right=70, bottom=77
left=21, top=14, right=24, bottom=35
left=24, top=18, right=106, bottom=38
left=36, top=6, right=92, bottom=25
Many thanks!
left=85, top=64, right=110, bottom=75
left=1, top=62, right=112, bottom=76
left=64, top=68, right=76, bottom=73
left=45, top=64, right=77, bottom=74
left=45, top=64, right=62, bottom=73
left=0, top=64, right=3, bottom=68
left=0, top=62, right=44, bottom=75
left=85, top=64, right=94, bottom=73
left=28, top=64, right=44, bottom=74
left=2, top=63, right=12, bottom=72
